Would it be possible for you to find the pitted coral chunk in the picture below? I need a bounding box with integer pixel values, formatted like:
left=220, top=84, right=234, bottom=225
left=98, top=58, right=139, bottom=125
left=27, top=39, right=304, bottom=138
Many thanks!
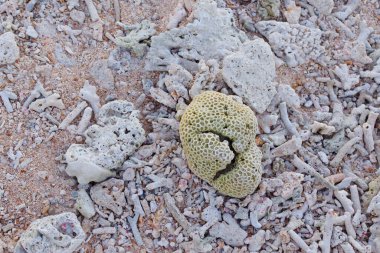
left=179, top=91, right=262, bottom=198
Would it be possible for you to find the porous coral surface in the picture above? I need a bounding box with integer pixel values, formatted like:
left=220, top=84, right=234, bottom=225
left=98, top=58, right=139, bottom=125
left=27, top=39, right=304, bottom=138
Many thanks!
left=179, top=91, right=262, bottom=198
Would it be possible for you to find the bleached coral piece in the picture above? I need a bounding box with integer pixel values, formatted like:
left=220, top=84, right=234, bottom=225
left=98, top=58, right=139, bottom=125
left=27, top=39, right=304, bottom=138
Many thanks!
left=307, top=0, right=334, bottom=15
left=149, top=87, right=177, bottom=109
left=23, top=82, right=52, bottom=111
left=361, top=58, right=380, bottom=84
left=116, top=20, right=156, bottom=57
left=146, top=175, right=174, bottom=190
left=238, top=9, right=256, bottom=31
left=283, top=1, right=301, bottom=24
left=29, top=93, right=65, bottom=112
left=65, top=100, right=145, bottom=184
left=222, top=39, right=276, bottom=113
left=0, top=32, right=20, bottom=65
left=164, top=193, right=192, bottom=234
left=255, top=21, right=325, bottom=67
left=14, top=212, right=85, bottom=253
left=84, top=0, right=100, bottom=21
left=189, top=59, right=218, bottom=99
left=167, top=1, right=187, bottom=29
left=0, top=88, right=17, bottom=113
left=77, top=107, right=93, bottom=135
left=79, top=81, right=100, bottom=117
left=59, top=101, right=88, bottom=130
left=330, top=137, right=360, bottom=167
left=271, top=136, right=302, bottom=157
left=145, top=0, right=247, bottom=71
left=209, top=213, right=247, bottom=246
left=276, top=172, right=304, bottom=200
left=334, top=0, right=360, bottom=21
left=257, top=114, right=278, bottom=134
left=333, top=64, right=359, bottom=90
left=90, top=178, right=126, bottom=215
left=311, top=121, right=336, bottom=135
left=335, top=42, right=372, bottom=65
left=268, top=83, right=300, bottom=111
left=165, top=64, right=192, bottom=100
left=245, top=230, right=266, bottom=252
left=334, top=190, right=354, bottom=214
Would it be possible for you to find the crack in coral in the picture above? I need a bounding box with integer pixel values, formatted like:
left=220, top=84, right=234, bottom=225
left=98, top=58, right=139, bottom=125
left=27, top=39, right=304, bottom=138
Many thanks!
left=202, top=131, right=238, bottom=181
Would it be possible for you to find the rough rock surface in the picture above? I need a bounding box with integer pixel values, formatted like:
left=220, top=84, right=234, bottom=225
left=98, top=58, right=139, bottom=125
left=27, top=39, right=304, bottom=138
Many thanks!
left=0, top=32, right=20, bottom=65
left=255, top=21, right=325, bottom=67
left=179, top=91, right=262, bottom=198
left=222, top=39, right=277, bottom=113
left=90, top=178, right=126, bottom=215
left=209, top=213, right=247, bottom=246
left=145, top=0, right=247, bottom=72
left=65, top=100, right=145, bottom=184
left=14, top=212, right=85, bottom=253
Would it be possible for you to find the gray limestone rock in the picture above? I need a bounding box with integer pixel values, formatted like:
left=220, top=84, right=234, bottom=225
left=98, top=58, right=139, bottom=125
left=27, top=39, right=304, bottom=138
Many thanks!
left=14, top=212, right=85, bottom=253
left=222, top=39, right=276, bottom=113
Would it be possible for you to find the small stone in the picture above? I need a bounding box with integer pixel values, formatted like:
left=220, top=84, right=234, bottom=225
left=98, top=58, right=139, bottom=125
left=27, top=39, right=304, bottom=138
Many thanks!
left=75, top=189, right=96, bottom=219
left=70, top=10, right=86, bottom=24
left=0, top=32, right=20, bottom=65
left=178, top=179, right=188, bottom=191
left=26, top=26, right=39, bottom=39
left=122, top=168, right=135, bottom=181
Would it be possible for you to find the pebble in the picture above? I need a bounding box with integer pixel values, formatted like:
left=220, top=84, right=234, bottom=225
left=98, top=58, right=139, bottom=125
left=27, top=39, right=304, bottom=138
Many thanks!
left=70, top=10, right=86, bottom=24
left=122, top=168, right=135, bottom=181
left=26, top=25, right=39, bottom=39
left=93, top=227, right=117, bottom=234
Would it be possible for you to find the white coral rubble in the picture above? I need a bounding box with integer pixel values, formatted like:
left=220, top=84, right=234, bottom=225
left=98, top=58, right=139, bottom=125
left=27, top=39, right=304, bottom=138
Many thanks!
left=64, top=100, right=145, bottom=184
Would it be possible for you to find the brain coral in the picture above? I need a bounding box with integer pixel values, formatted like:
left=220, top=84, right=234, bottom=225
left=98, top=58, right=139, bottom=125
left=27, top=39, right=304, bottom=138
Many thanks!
left=179, top=91, right=262, bottom=198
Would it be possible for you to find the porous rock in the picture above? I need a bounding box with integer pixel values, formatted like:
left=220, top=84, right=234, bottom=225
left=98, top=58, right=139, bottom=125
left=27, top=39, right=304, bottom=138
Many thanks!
left=179, top=91, right=262, bottom=198
left=222, top=39, right=276, bottom=113
left=145, top=0, right=247, bottom=72
left=65, top=100, right=145, bottom=184
left=255, top=21, right=325, bottom=67
left=258, top=0, right=281, bottom=19
left=90, top=178, right=126, bottom=215
left=115, top=20, right=156, bottom=57
left=14, top=212, right=85, bottom=253
left=0, top=32, right=20, bottom=65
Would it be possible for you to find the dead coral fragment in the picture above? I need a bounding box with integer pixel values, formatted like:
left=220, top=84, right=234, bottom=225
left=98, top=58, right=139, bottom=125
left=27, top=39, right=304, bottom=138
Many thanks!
left=179, top=91, right=262, bottom=198
left=115, top=20, right=156, bottom=57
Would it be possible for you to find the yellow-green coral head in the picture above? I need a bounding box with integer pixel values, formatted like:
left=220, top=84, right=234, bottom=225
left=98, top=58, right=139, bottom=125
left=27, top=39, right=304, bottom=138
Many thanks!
left=179, top=91, right=262, bottom=198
